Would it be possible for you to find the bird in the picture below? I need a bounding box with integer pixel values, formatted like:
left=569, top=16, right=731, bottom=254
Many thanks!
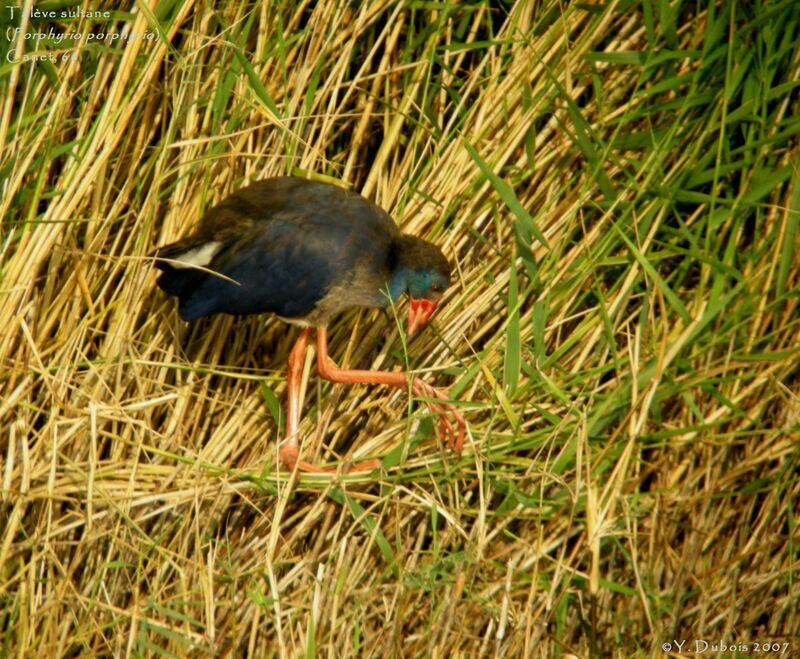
left=153, top=176, right=465, bottom=473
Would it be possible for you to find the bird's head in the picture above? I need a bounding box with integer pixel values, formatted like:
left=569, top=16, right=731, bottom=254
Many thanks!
left=406, top=268, right=449, bottom=336
left=390, top=235, right=452, bottom=336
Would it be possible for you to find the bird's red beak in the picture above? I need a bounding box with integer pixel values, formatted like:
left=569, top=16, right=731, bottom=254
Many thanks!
left=407, top=298, right=439, bottom=336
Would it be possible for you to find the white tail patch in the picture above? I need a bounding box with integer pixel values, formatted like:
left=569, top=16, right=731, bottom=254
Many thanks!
left=170, top=242, right=222, bottom=269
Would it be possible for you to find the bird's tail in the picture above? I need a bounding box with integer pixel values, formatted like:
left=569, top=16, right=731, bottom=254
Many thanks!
left=155, top=268, right=205, bottom=300
left=150, top=242, right=208, bottom=317
left=151, top=240, right=232, bottom=321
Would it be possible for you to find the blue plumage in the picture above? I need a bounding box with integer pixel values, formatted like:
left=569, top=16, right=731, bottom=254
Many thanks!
left=175, top=217, right=339, bottom=321
left=154, top=176, right=450, bottom=327
left=152, top=176, right=464, bottom=472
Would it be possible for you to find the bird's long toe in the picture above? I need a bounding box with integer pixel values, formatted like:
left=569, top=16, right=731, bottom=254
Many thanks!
left=438, top=416, right=464, bottom=453
left=279, top=442, right=299, bottom=470
left=279, top=441, right=381, bottom=474
left=412, top=380, right=465, bottom=455
left=344, top=457, right=383, bottom=473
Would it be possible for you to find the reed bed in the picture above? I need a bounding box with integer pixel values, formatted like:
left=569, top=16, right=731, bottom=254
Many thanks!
left=1, top=0, right=799, bottom=655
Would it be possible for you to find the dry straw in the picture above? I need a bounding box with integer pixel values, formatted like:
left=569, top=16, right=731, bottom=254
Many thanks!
left=2, top=0, right=798, bottom=656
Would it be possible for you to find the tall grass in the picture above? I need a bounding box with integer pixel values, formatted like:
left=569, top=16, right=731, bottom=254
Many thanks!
left=1, top=0, right=799, bottom=655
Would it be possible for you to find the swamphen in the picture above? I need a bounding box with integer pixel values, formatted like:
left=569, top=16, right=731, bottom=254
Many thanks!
left=154, top=176, right=465, bottom=473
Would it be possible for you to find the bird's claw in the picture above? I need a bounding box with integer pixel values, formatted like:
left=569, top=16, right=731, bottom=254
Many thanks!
left=279, top=441, right=381, bottom=474
left=411, top=380, right=465, bottom=453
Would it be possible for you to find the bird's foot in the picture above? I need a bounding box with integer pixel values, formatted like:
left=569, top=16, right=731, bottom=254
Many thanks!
left=344, top=458, right=383, bottom=473
left=279, top=442, right=381, bottom=474
left=411, top=380, right=465, bottom=453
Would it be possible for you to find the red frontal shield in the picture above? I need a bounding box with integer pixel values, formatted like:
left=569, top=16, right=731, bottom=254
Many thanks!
left=407, top=298, right=439, bottom=336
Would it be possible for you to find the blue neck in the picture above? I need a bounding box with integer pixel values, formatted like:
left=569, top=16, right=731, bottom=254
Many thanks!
left=387, top=267, right=410, bottom=302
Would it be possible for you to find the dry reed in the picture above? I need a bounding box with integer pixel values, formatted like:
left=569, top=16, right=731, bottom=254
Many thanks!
left=2, top=0, right=799, bottom=656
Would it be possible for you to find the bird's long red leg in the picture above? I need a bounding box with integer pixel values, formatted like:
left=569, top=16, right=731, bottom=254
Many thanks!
left=278, top=328, right=330, bottom=473
left=279, top=328, right=380, bottom=473
left=316, top=327, right=465, bottom=454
